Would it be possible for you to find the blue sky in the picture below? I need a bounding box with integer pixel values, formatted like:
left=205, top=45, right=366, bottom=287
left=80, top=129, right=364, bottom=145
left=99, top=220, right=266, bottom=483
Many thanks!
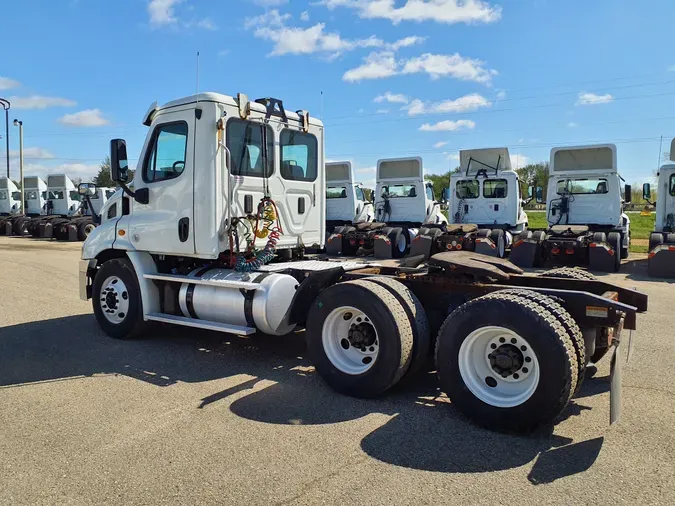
left=2, top=0, right=675, bottom=188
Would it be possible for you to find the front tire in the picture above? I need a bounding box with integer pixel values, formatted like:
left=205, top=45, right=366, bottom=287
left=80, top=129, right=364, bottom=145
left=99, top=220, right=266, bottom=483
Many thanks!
left=435, top=291, right=577, bottom=432
left=92, top=258, right=146, bottom=340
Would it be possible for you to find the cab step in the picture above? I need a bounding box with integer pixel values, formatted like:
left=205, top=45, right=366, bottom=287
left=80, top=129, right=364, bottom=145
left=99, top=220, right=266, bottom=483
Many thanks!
left=143, top=273, right=260, bottom=291
left=144, top=312, right=256, bottom=336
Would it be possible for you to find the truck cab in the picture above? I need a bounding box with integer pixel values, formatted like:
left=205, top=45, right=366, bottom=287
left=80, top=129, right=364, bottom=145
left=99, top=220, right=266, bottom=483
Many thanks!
left=325, top=161, right=373, bottom=229
left=43, top=174, right=78, bottom=216
left=23, top=176, right=48, bottom=216
left=645, top=138, right=675, bottom=277
left=374, top=157, right=447, bottom=227
left=85, top=92, right=324, bottom=261
left=0, top=177, right=21, bottom=216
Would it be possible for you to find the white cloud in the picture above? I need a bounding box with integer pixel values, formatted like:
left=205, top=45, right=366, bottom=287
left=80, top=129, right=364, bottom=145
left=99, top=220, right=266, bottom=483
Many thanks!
left=373, top=91, right=409, bottom=104
left=576, top=92, right=613, bottom=105
left=419, top=119, right=475, bottom=131
left=148, top=0, right=182, bottom=26
left=446, top=152, right=460, bottom=161
left=510, top=153, right=530, bottom=169
left=320, top=0, right=502, bottom=25
left=404, top=93, right=491, bottom=116
left=0, top=77, right=20, bottom=90
left=10, top=147, right=55, bottom=160
left=9, top=95, right=76, bottom=109
left=434, top=141, right=448, bottom=148
left=192, top=18, right=217, bottom=30
left=58, top=109, right=109, bottom=127
left=355, top=166, right=376, bottom=174
left=344, top=52, right=398, bottom=82
left=567, top=122, right=578, bottom=128
left=344, top=51, right=496, bottom=83
left=375, top=108, right=389, bottom=114
left=300, top=10, right=310, bottom=21
left=248, top=11, right=423, bottom=58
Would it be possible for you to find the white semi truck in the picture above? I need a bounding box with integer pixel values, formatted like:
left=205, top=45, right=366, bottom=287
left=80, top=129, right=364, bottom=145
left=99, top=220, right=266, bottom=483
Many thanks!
left=512, top=144, right=632, bottom=272
left=412, top=148, right=530, bottom=260
left=644, top=138, right=675, bottom=277
left=0, top=177, right=22, bottom=234
left=78, top=91, right=647, bottom=432
left=3, top=176, right=48, bottom=236
left=327, top=157, right=447, bottom=258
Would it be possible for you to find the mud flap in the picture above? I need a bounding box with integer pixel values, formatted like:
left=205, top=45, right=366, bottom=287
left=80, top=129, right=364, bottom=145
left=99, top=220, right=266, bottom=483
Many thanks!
left=474, top=237, right=498, bottom=257
left=609, top=317, right=624, bottom=425
left=509, top=239, right=540, bottom=267
left=409, top=234, right=433, bottom=260
left=588, top=242, right=616, bottom=272
left=4, top=222, right=12, bottom=236
left=67, top=224, right=78, bottom=242
left=39, top=222, right=53, bottom=239
left=647, top=245, right=675, bottom=278
left=325, top=233, right=343, bottom=256
left=374, top=235, right=393, bottom=259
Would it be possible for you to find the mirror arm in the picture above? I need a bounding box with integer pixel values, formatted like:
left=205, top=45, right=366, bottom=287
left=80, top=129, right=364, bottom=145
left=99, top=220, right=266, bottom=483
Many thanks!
left=84, top=195, right=101, bottom=225
left=119, top=181, right=136, bottom=200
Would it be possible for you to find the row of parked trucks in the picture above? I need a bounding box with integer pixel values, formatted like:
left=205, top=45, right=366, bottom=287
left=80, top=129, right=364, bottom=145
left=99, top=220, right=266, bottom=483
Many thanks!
left=0, top=174, right=115, bottom=241
left=76, top=91, right=650, bottom=435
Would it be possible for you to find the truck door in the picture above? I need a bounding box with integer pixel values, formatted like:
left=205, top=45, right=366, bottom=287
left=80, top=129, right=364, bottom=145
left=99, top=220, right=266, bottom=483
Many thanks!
left=128, top=107, right=195, bottom=255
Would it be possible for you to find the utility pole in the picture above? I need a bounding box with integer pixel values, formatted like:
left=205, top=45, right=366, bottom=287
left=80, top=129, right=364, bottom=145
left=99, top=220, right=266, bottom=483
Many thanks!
left=13, top=119, right=23, bottom=214
left=0, top=98, right=9, bottom=178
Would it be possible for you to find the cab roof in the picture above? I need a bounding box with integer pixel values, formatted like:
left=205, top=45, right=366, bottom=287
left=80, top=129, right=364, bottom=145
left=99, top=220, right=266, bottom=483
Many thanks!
left=152, top=92, right=324, bottom=127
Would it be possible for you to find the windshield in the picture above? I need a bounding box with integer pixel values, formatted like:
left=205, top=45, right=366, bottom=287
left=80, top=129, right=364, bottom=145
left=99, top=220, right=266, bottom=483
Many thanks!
left=557, top=178, right=608, bottom=195
left=327, top=186, right=347, bottom=199
left=381, top=184, right=417, bottom=198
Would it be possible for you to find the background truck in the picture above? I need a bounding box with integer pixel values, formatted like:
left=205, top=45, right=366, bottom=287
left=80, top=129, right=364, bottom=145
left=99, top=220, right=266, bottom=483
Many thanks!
left=0, top=177, right=22, bottom=234
left=3, top=176, right=48, bottom=236
left=412, top=147, right=530, bottom=260
left=325, top=161, right=374, bottom=247
left=78, top=91, right=647, bottom=433
left=644, top=138, right=675, bottom=277
left=327, top=157, right=447, bottom=258
left=52, top=186, right=116, bottom=241
left=511, top=144, right=632, bottom=272
left=25, top=174, right=82, bottom=238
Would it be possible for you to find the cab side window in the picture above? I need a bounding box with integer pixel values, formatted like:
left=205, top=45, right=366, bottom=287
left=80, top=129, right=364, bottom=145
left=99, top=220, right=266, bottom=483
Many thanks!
left=143, top=122, right=188, bottom=183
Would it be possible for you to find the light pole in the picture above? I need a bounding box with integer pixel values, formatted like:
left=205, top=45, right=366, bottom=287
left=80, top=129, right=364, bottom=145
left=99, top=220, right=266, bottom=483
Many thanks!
left=0, top=98, right=9, bottom=178
left=13, top=119, right=24, bottom=214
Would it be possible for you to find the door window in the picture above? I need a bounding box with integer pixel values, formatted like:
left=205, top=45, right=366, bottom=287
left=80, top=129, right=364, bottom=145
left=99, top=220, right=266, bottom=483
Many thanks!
left=143, top=122, right=189, bottom=183
left=425, top=184, right=434, bottom=201
left=670, top=174, right=675, bottom=196
left=226, top=119, right=274, bottom=178
left=355, top=186, right=365, bottom=201
left=483, top=179, right=508, bottom=198
left=70, top=191, right=81, bottom=201
left=280, top=129, right=318, bottom=182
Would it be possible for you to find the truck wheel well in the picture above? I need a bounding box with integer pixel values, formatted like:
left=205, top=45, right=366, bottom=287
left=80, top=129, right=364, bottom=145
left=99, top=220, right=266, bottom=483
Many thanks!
left=95, top=249, right=128, bottom=268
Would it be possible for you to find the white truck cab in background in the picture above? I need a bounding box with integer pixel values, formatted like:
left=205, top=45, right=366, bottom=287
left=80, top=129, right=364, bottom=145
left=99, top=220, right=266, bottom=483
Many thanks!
left=645, top=138, right=675, bottom=277
left=0, top=177, right=21, bottom=216
left=23, top=176, right=48, bottom=216
left=325, top=161, right=373, bottom=230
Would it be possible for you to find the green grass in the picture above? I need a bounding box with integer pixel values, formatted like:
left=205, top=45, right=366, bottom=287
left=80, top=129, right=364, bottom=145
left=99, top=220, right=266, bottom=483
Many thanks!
left=527, top=211, right=655, bottom=253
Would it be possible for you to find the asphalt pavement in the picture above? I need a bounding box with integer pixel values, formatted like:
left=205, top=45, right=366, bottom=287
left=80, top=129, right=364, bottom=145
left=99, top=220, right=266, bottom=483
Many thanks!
left=0, top=236, right=674, bottom=505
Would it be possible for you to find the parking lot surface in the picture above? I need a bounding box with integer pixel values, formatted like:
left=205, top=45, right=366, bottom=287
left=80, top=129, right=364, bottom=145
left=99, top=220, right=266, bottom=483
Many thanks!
left=1, top=236, right=674, bottom=505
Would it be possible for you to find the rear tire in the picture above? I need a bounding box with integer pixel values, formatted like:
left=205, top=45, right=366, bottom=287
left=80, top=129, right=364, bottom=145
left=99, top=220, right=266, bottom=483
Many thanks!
left=667, top=233, right=675, bottom=244
left=306, top=280, right=414, bottom=397
left=592, top=232, right=607, bottom=243
left=387, top=227, right=408, bottom=258
left=435, top=292, right=577, bottom=433
left=607, top=232, right=621, bottom=272
left=362, top=277, right=431, bottom=381
left=649, top=232, right=664, bottom=251
left=543, top=267, right=597, bottom=281
left=78, top=221, right=97, bottom=241
left=92, top=258, right=146, bottom=340
left=490, top=229, right=506, bottom=258
left=532, top=230, right=546, bottom=242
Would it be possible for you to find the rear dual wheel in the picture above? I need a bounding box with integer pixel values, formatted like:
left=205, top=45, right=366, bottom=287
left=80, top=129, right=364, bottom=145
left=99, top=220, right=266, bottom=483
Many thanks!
left=435, top=290, right=578, bottom=432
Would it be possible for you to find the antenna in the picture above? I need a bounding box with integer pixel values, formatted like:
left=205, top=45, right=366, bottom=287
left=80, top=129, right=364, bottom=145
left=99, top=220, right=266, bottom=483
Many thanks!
left=657, top=135, right=663, bottom=170
left=320, top=90, right=324, bottom=120
left=196, top=51, right=200, bottom=96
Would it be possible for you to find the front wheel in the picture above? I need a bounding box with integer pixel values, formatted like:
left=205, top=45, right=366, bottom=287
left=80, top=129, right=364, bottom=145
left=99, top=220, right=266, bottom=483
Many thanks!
left=92, top=258, right=146, bottom=339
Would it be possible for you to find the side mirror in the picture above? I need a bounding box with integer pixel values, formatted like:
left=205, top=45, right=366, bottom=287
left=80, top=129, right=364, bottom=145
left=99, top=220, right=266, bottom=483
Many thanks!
left=643, top=182, right=651, bottom=200
left=441, top=188, right=449, bottom=202
left=535, top=186, right=544, bottom=203
left=78, top=182, right=97, bottom=197
left=624, top=184, right=632, bottom=203
left=110, top=139, right=130, bottom=183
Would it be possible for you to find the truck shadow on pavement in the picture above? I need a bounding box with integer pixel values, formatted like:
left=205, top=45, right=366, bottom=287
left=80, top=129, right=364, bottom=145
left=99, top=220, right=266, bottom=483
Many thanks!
left=0, top=314, right=604, bottom=484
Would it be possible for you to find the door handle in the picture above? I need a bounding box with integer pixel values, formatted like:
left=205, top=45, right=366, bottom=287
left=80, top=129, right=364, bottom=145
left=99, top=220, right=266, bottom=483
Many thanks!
left=178, top=217, right=189, bottom=242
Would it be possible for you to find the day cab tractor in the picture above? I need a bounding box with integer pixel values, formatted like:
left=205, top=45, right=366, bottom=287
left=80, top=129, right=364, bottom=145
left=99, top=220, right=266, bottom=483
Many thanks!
left=411, top=147, right=530, bottom=260
left=324, top=160, right=374, bottom=247
left=24, top=174, right=81, bottom=239
left=0, top=177, right=22, bottom=234
left=644, top=138, right=675, bottom=277
left=4, top=176, right=48, bottom=236
left=79, top=91, right=647, bottom=433
left=52, top=185, right=116, bottom=241
left=511, top=144, right=632, bottom=272
left=327, top=156, right=448, bottom=258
